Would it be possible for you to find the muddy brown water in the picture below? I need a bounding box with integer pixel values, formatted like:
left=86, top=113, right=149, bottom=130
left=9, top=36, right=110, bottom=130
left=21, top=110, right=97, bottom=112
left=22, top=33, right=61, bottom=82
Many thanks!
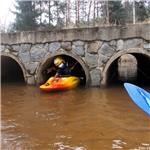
left=1, top=83, right=150, bottom=150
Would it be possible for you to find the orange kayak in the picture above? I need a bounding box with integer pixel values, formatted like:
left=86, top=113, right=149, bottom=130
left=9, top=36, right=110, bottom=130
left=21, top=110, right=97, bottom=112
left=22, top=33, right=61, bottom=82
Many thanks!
left=39, top=76, right=80, bottom=92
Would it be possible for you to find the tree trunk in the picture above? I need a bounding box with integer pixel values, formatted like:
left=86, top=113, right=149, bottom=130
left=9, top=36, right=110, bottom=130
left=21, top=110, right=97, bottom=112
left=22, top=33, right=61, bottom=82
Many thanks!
left=87, top=1, right=92, bottom=26
left=93, top=0, right=96, bottom=26
left=133, top=0, right=136, bottom=24
left=75, top=0, right=78, bottom=26
left=65, top=0, right=68, bottom=27
left=106, top=0, right=109, bottom=25
left=68, top=0, right=70, bottom=25
left=77, top=0, right=80, bottom=24
left=40, top=1, right=42, bottom=25
left=56, top=2, right=59, bottom=25
left=48, top=1, right=51, bottom=26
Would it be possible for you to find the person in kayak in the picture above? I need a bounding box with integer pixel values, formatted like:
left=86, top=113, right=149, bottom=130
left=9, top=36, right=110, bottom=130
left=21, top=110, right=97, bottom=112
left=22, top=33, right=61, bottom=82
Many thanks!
left=46, top=56, right=72, bottom=77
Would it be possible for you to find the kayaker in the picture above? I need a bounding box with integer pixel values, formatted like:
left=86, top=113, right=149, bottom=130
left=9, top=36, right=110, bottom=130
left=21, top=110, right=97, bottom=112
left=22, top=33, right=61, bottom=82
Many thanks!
left=46, top=56, right=72, bottom=77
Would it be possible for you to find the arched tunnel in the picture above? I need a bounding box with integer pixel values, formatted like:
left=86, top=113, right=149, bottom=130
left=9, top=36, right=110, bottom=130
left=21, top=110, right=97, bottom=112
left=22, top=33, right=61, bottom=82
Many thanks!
left=37, top=54, right=87, bottom=86
left=106, top=53, right=150, bottom=86
left=1, top=56, right=25, bottom=83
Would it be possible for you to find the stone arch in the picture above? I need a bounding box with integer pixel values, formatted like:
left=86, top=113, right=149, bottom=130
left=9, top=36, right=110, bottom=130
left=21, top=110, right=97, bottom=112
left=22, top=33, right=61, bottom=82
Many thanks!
left=1, top=52, right=27, bottom=83
left=36, top=52, right=90, bottom=86
left=101, top=48, right=150, bottom=86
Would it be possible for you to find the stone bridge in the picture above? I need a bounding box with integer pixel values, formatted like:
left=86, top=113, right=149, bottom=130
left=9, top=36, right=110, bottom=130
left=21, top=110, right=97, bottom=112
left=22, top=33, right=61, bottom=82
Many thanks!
left=1, top=24, right=150, bottom=86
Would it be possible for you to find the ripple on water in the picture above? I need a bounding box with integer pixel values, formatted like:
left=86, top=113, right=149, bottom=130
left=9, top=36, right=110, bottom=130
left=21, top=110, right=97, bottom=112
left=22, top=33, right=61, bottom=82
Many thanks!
left=2, top=132, right=45, bottom=150
left=54, top=142, right=87, bottom=150
left=34, top=111, right=61, bottom=121
left=112, top=139, right=127, bottom=149
left=1, top=121, right=17, bottom=131
left=129, top=143, right=150, bottom=150
left=112, top=139, right=150, bottom=150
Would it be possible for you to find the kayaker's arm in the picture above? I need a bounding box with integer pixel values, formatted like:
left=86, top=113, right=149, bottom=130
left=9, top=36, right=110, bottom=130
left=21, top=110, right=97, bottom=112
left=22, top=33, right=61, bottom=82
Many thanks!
left=46, top=66, right=57, bottom=74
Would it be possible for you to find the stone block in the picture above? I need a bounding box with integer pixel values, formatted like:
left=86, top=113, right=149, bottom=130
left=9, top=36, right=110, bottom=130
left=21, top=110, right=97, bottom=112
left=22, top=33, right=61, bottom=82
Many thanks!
left=109, top=40, right=117, bottom=49
left=109, top=40, right=117, bottom=46
left=30, top=44, right=48, bottom=62
left=124, top=39, right=143, bottom=49
left=90, top=69, right=101, bottom=86
left=49, top=42, right=61, bottom=54
left=117, top=39, right=124, bottom=51
left=85, top=53, right=98, bottom=68
left=98, top=54, right=109, bottom=66
left=25, top=62, right=39, bottom=74
left=143, top=43, right=150, bottom=49
left=61, top=42, right=71, bottom=51
left=12, top=44, right=21, bottom=52
left=20, top=44, right=31, bottom=53
left=27, top=75, right=35, bottom=85
left=86, top=41, right=103, bottom=54
left=18, top=51, right=31, bottom=63
left=72, top=44, right=85, bottom=56
left=99, top=43, right=115, bottom=57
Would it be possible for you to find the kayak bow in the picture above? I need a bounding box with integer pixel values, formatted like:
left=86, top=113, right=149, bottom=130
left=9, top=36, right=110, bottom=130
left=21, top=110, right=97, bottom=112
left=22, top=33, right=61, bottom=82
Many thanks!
left=124, top=83, right=150, bottom=116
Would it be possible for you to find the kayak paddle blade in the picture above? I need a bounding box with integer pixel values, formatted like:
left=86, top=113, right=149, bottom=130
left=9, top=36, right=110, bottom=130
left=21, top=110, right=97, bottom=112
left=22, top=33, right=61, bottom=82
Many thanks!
left=124, top=83, right=150, bottom=116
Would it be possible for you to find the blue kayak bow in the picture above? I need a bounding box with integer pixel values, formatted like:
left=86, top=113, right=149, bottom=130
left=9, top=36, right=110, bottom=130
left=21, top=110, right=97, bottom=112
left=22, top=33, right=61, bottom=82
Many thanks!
left=124, top=83, right=150, bottom=116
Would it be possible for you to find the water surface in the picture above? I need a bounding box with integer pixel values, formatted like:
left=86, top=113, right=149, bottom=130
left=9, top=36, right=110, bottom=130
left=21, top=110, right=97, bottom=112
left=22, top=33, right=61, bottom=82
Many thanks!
left=1, top=83, right=150, bottom=150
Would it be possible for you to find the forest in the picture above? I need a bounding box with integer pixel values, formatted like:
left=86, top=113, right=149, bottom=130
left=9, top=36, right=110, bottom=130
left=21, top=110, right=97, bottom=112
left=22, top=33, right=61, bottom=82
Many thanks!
left=4, top=0, right=150, bottom=32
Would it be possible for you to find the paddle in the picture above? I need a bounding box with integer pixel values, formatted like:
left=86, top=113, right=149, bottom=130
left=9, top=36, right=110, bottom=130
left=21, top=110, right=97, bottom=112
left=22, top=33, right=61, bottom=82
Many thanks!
left=124, top=83, right=150, bottom=116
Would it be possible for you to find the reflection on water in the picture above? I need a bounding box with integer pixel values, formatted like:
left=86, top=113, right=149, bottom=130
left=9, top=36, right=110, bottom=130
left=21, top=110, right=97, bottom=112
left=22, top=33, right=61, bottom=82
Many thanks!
left=1, top=83, right=150, bottom=150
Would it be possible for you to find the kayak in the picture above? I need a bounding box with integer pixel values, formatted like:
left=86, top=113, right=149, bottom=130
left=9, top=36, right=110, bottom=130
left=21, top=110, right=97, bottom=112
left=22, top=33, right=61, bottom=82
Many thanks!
left=40, top=76, right=80, bottom=92
left=124, top=83, right=150, bottom=116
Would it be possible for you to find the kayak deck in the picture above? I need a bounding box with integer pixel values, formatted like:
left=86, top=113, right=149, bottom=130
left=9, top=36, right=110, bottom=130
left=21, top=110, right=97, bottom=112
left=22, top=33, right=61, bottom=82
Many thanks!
left=40, top=76, right=80, bottom=92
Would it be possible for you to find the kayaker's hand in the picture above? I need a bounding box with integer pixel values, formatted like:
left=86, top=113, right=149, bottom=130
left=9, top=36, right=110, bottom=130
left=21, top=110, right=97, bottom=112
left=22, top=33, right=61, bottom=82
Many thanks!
left=43, top=69, right=51, bottom=75
left=47, top=67, right=57, bottom=74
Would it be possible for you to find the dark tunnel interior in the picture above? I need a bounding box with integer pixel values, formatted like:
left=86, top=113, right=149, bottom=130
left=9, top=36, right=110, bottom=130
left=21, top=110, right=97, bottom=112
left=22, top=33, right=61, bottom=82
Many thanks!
left=1, top=56, right=25, bottom=83
left=134, top=53, right=150, bottom=86
left=41, top=55, right=86, bottom=86
left=107, top=58, right=120, bottom=86
left=107, top=53, right=150, bottom=87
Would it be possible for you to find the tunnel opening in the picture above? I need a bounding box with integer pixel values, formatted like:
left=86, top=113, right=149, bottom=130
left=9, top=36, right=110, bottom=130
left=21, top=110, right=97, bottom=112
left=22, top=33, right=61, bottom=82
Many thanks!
left=107, top=58, right=121, bottom=86
left=134, top=53, right=150, bottom=86
left=39, top=54, right=86, bottom=86
left=106, top=53, right=150, bottom=87
left=1, top=56, right=25, bottom=84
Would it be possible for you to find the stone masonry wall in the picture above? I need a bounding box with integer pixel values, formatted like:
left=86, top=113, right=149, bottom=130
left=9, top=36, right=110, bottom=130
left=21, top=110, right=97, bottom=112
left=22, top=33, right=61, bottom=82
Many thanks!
left=1, top=24, right=150, bottom=86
